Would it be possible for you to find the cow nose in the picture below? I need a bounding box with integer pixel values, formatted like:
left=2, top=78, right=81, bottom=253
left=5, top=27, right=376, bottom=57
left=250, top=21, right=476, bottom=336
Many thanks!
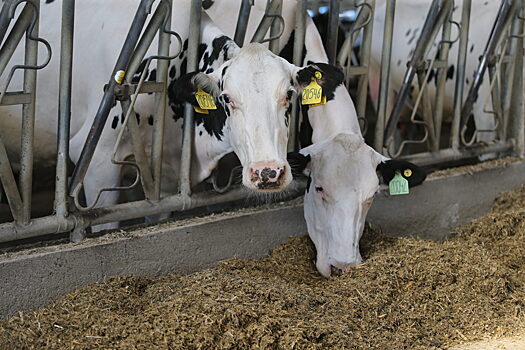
left=249, top=164, right=286, bottom=189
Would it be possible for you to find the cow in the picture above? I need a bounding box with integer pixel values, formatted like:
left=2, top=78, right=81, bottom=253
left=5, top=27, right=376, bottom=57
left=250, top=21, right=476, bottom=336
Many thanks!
left=208, top=1, right=426, bottom=278
left=369, top=0, right=506, bottom=147
left=0, top=0, right=344, bottom=229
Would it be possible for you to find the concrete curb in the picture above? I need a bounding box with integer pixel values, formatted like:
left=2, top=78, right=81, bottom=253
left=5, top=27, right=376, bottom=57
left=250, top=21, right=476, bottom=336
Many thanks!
left=1, top=161, right=524, bottom=319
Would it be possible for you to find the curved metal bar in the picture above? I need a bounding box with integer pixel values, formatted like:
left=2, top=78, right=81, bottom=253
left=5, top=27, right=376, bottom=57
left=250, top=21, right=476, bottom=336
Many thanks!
left=211, top=165, right=243, bottom=194
left=258, top=14, right=285, bottom=43
left=0, top=0, right=52, bottom=103
left=350, top=2, right=373, bottom=36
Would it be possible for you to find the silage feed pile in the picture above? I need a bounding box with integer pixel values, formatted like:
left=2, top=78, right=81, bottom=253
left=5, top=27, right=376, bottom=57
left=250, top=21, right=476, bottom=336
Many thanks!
left=1, top=186, right=525, bottom=350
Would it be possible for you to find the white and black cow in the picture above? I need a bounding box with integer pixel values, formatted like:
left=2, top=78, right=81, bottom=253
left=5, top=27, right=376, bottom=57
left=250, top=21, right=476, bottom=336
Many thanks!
left=370, top=0, right=505, bottom=145
left=208, top=1, right=426, bottom=277
left=0, top=0, right=344, bottom=229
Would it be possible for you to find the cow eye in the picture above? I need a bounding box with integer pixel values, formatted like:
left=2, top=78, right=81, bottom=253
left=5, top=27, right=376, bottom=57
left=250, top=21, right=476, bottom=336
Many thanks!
left=222, top=94, right=231, bottom=104
left=315, top=186, right=324, bottom=193
left=286, top=89, right=294, bottom=101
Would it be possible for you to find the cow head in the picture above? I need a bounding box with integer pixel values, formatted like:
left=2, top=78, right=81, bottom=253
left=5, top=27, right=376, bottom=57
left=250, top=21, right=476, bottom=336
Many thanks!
left=171, top=43, right=344, bottom=192
left=289, top=132, right=426, bottom=277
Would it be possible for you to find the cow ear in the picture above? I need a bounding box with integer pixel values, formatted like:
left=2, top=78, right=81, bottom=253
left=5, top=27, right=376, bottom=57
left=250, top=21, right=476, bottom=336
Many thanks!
left=293, top=62, right=344, bottom=101
left=169, top=71, right=219, bottom=106
left=376, top=159, right=427, bottom=188
left=287, top=151, right=311, bottom=177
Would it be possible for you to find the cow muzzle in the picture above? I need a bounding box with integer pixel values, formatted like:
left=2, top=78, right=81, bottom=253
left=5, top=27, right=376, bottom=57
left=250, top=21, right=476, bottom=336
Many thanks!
left=247, top=162, right=289, bottom=191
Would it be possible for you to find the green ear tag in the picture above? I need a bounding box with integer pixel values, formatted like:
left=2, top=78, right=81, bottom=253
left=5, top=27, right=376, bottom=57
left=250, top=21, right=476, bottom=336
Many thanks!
left=389, top=171, right=409, bottom=195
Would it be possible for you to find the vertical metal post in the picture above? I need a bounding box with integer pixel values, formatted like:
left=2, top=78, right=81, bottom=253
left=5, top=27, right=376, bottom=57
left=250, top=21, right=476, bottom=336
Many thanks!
left=179, top=0, right=201, bottom=196
left=508, top=6, right=524, bottom=157
left=288, top=0, right=306, bottom=152
left=234, top=0, right=253, bottom=47
left=432, top=5, right=452, bottom=150
left=374, top=0, right=395, bottom=151
left=355, top=0, right=375, bottom=123
left=326, top=0, right=340, bottom=65
left=451, top=0, right=470, bottom=149
left=269, top=0, right=282, bottom=54
left=55, top=0, right=75, bottom=218
left=500, top=3, right=523, bottom=141
left=19, top=0, right=39, bottom=223
left=151, top=0, right=172, bottom=200
left=69, top=0, right=152, bottom=195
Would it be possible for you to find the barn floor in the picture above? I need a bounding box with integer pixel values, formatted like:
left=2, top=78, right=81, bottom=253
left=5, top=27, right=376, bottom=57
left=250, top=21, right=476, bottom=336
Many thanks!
left=0, top=185, right=524, bottom=349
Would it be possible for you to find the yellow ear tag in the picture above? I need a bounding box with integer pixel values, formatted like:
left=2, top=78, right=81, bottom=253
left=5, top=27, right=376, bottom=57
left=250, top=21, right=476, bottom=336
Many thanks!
left=403, top=169, right=413, bottom=177
left=301, top=75, right=323, bottom=105
left=193, top=106, right=209, bottom=114
left=195, top=89, right=217, bottom=110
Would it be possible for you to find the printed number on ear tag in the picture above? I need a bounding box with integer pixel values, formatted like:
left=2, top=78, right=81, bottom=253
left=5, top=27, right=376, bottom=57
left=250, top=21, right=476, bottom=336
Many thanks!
left=195, top=89, right=217, bottom=110
left=193, top=106, right=209, bottom=114
left=301, top=78, right=323, bottom=105
left=310, top=95, right=327, bottom=107
left=389, top=172, right=409, bottom=196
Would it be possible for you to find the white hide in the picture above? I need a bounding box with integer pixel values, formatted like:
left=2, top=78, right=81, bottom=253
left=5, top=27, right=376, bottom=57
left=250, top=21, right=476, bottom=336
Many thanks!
left=301, top=132, right=387, bottom=278
left=371, top=0, right=500, bottom=143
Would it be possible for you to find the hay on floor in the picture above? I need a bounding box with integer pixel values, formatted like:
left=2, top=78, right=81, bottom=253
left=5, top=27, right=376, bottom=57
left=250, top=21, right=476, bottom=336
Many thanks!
left=1, top=186, right=525, bottom=349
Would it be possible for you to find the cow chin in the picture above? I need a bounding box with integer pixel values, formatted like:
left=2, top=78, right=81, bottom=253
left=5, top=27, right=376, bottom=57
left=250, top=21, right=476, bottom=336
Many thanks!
left=242, top=161, right=292, bottom=192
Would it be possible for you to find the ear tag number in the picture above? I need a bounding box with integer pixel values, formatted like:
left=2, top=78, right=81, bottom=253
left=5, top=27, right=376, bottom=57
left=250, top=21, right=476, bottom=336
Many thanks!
left=193, top=106, right=209, bottom=114
left=310, top=95, right=327, bottom=107
left=389, top=171, right=409, bottom=196
left=195, top=89, right=217, bottom=110
left=302, top=72, right=323, bottom=105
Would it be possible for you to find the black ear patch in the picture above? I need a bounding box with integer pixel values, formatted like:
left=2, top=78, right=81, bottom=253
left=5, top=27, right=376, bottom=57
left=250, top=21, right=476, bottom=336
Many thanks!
left=168, top=71, right=217, bottom=107
left=377, top=160, right=426, bottom=188
left=287, top=152, right=311, bottom=177
left=295, top=63, right=344, bottom=101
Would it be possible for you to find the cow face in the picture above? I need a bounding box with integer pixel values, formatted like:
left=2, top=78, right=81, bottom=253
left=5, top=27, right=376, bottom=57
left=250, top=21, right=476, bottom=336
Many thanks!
left=290, top=132, right=426, bottom=277
left=172, top=43, right=344, bottom=192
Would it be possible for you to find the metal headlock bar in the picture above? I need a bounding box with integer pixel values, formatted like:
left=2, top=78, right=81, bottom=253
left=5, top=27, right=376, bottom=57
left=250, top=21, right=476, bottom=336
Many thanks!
left=0, top=0, right=523, bottom=244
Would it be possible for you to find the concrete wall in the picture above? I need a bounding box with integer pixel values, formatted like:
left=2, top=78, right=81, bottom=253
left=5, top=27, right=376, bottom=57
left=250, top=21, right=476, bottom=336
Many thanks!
left=1, top=161, right=524, bottom=319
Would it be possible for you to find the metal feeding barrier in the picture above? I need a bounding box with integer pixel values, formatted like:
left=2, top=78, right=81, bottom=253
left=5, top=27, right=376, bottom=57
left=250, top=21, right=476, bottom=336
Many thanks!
left=375, top=0, right=524, bottom=165
left=0, top=0, right=523, bottom=244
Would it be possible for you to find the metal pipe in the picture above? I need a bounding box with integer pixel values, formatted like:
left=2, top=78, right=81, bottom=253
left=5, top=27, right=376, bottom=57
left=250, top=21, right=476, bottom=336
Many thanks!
left=400, top=141, right=514, bottom=167
left=0, top=0, right=13, bottom=45
left=500, top=3, right=523, bottom=141
left=0, top=138, right=23, bottom=222
left=179, top=0, right=201, bottom=196
left=55, top=0, right=75, bottom=218
left=355, top=0, right=375, bottom=126
left=251, top=0, right=281, bottom=43
left=0, top=180, right=306, bottom=244
left=234, top=0, right=253, bottom=47
left=288, top=0, right=306, bottom=152
left=19, top=0, right=39, bottom=223
left=326, top=0, right=340, bottom=65
left=269, top=0, right=282, bottom=54
left=374, top=0, right=395, bottom=151
left=384, top=0, right=453, bottom=148
left=69, top=0, right=152, bottom=196
left=432, top=5, right=452, bottom=150
left=459, top=0, right=518, bottom=131
left=508, top=6, right=524, bottom=157
left=151, top=0, right=172, bottom=200
left=450, top=0, right=471, bottom=149
left=0, top=2, right=32, bottom=78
